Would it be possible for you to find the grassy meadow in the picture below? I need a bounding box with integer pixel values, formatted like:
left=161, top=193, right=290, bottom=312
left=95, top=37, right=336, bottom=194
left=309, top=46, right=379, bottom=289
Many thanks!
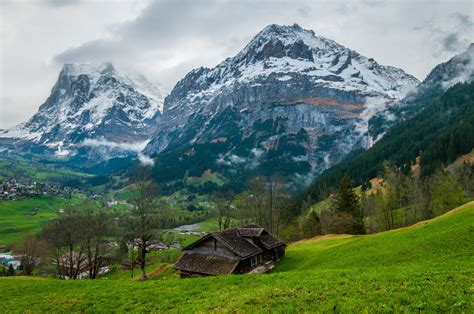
left=0, top=156, right=93, bottom=183
left=0, top=195, right=84, bottom=248
left=0, top=202, right=472, bottom=312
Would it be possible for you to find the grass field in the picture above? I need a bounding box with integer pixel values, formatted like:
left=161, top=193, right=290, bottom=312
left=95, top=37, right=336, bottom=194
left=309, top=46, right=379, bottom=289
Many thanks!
left=0, top=156, right=93, bottom=183
left=0, top=202, right=472, bottom=312
left=0, top=195, right=87, bottom=248
left=0, top=193, right=205, bottom=249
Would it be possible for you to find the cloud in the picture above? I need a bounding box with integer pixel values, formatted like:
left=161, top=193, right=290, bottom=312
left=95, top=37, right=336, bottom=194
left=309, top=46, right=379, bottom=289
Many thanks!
left=54, top=39, right=124, bottom=64
left=52, top=0, right=282, bottom=87
left=137, top=154, right=154, bottom=166
left=441, top=44, right=474, bottom=89
left=81, top=138, right=154, bottom=165
left=43, top=0, right=82, bottom=7
left=81, top=138, right=149, bottom=152
left=413, top=12, right=473, bottom=59
left=442, top=33, right=461, bottom=52
left=50, top=0, right=474, bottom=88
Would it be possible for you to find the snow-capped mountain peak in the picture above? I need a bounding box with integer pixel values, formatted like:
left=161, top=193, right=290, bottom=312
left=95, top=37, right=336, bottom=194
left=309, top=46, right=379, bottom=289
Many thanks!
left=163, top=24, right=418, bottom=126
left=1, top=62, right=165, bottom=159
left=236, top=23, right=340, bottom=62
left=146, top=24, right=420, bottom=180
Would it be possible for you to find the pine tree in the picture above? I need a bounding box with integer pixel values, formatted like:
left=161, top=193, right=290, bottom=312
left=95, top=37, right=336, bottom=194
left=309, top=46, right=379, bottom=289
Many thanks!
left=332, top=176, right=365, bottom=234
left=333, top=176, right=359, bottom=214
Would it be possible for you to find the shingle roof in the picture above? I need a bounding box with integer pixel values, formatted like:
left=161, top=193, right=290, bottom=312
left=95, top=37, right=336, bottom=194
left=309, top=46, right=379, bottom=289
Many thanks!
left=239, top=224, right=284, bottom=249
left=214, top=229, right=262, bottom=258
left=174, top=252, right=239, bottom=275
left=237, top=227, right=264, bottom=237
left=260, top=232, right=283, bottom=249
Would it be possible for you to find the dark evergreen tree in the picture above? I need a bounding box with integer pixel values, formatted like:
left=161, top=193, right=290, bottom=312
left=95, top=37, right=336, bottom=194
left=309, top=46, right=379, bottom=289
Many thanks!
left=331, top=176, right=365, bottom=234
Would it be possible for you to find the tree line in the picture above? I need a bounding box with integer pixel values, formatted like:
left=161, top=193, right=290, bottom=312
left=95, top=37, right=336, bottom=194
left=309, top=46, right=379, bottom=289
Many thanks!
left=287, top=161, right=472, bottom=241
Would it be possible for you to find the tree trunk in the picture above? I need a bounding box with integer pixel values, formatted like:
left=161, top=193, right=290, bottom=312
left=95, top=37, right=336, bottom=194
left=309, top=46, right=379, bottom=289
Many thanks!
left=140, top=246, right=147, bottom=280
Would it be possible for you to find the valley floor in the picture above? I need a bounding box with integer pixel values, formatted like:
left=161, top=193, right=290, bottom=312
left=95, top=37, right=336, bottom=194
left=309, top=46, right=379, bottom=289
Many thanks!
left=0, top=202, right=473, bottom=312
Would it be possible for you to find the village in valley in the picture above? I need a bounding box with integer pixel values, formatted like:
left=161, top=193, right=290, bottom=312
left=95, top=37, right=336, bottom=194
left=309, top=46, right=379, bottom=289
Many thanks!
left=0, top=178, right=87, bottom=201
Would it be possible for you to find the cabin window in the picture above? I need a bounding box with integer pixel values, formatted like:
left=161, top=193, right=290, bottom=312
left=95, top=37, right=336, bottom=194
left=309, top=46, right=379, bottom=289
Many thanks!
left=251, top=256, right=258, bottom=267
left=258, top=254, right=263, bottom=263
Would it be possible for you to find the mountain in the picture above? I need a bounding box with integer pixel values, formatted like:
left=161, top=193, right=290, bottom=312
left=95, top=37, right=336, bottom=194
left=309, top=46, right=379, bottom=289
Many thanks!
left=303, top=80, right=474, bottom=202
left=369, top=43, right=474, bottom=140
left=145, top=24, right=418, bottom=183
left=0, top=63, right=164, bottom=160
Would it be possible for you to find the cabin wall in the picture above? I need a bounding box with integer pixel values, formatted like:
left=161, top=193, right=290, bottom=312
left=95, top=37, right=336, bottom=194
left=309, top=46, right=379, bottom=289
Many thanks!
left=235, top=253, right=266, bottom=273
left=276, top=246, right=285, bottom=259
left=261, top=245, right=285, bottom=262
left=236, top=258, right=252, bottom=274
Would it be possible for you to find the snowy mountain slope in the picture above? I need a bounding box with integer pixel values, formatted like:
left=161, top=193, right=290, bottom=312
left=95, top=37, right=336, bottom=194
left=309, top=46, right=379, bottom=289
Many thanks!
left=162, top=24, right=417, bottom=127
left=145, top=24, right=419, bottom=182
left=369, top=43, right=474, bottom=140
left=1, top=63, right=164, bottom=159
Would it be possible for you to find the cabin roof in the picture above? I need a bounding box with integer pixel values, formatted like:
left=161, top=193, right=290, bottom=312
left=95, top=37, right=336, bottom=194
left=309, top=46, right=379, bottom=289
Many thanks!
left=183, top=223, right=285, bottom=258
left=214, top=228, right=262, bottom=258
left=260, top=232, right=282, bottom=249
left=174, top=252, right=239, bottom=275
left=237, top=227, right=264, bottom=237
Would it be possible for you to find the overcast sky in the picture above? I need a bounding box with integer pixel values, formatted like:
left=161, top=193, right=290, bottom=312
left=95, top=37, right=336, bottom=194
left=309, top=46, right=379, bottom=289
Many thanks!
left=0, top=0, right=472, bottom=129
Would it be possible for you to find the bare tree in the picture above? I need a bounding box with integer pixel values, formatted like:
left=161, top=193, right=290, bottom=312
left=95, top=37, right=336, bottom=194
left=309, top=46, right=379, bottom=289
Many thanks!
left=41, top=209, right=87, bottom=279
left=13, top=235, right=48, bottom=275
left=124, top=167, right=161, bottom=281
left=212, top=192, right=234, bottom=231
left=248, top=176, right=268, bottom=227
left=268, top=174, right=288, bottom=237
left=246, top=174, right=289, bottom=237
left=82, top=201, right=111, bottom=279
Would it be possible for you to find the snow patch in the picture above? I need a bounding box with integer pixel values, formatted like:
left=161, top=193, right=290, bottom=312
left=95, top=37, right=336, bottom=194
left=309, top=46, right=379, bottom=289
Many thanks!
left=277, top=75, right=293, bottom=81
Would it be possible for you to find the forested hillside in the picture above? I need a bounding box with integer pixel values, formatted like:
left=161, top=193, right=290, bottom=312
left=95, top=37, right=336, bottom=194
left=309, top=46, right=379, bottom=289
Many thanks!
left=304, top=81, right=474, bottom=202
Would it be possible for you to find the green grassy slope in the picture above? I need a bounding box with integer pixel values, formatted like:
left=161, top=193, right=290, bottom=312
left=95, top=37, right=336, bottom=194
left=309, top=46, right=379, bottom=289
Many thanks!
left=0, top=196, right=84, bottom=247
left=0, top=202, right=473, bottom=312
left=0, top=155, right=93, bottom=183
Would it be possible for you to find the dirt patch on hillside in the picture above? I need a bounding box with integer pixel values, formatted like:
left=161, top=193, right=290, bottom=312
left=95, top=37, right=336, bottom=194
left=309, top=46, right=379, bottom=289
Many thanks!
left=148, top=264, right=171, bottom=278
left=447, top=149, right=474, bottom=172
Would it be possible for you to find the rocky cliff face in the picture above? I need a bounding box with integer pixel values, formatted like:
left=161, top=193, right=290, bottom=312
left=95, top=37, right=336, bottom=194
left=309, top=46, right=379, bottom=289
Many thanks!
left=369, top=43, right=474, bottom=140
left=145, top=24, right=419, bottom=182
left=1, top=63, right=164, bottom=159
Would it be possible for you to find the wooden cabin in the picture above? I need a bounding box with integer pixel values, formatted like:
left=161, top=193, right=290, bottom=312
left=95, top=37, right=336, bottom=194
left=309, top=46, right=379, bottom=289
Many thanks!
left=174, top=224, right=286, bottom=278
